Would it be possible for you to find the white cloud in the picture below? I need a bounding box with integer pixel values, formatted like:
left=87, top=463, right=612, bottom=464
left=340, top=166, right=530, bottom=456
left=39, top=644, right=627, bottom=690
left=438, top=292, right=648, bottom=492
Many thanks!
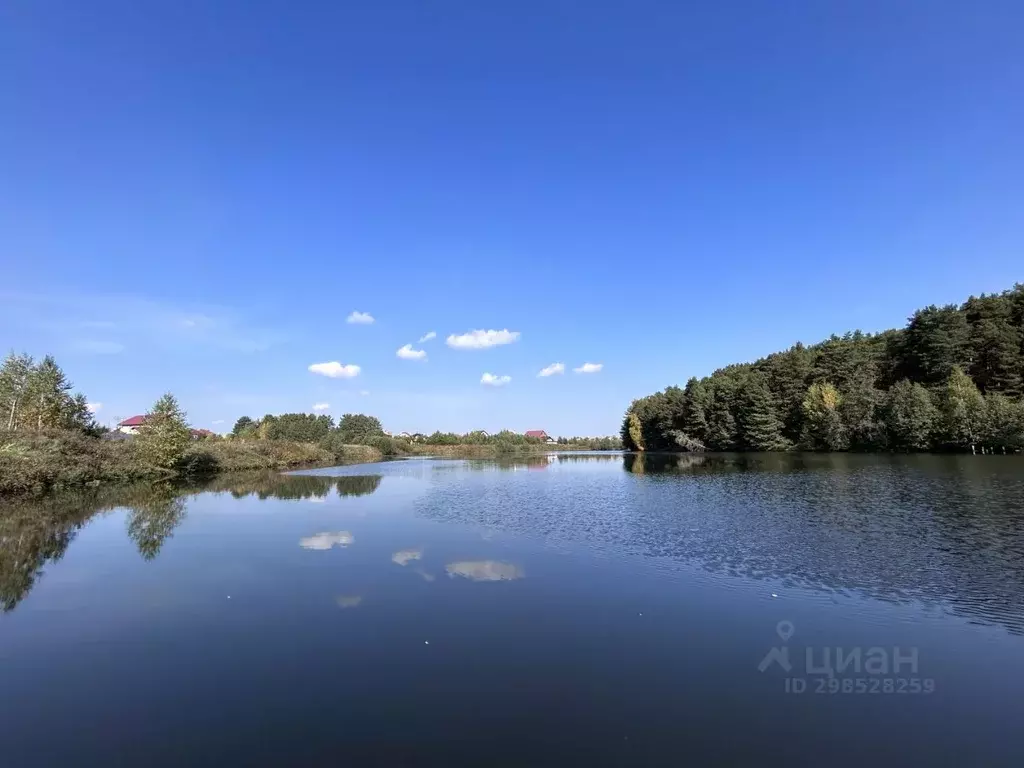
left=396, top=343, right=427, bottom=361
left=86, top=402, right=103, bottom=413
left=538, top=362, right=565, bottom=377
left=480, top=372, right=511, bottom=387
left=574, top=362, right=603, bottom=374
left=346, top=311, right=374, bottom=325
left=312, top=403, right=330, bottom=411
left=419, top=331, right=437, bottom=342
left=212, top=419, right=225, bottom=425
left=359, top=390, right=370, bottom=396
left=446, top=329, right=520, bottom=350
left=309, top=361, right=361, bottom=378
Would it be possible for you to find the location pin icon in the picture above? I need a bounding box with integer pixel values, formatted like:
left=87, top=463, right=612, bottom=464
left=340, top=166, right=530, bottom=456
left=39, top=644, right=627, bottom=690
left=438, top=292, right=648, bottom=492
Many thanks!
left=776, top=620, right=795, bottom=642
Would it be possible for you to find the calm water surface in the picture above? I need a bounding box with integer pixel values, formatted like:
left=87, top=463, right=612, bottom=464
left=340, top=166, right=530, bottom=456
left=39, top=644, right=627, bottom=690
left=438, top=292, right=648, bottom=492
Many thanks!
left=2, top=453, right=1024, bottom=766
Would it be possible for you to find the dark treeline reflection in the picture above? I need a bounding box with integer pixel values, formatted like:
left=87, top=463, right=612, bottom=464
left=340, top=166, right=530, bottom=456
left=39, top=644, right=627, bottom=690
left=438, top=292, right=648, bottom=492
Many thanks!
left=455, top=454, right=622, bottom=472
left=0, top=472, right=383, bottom=611
left=622, top=451, right=912, bottom=475
left=553, top=453, right=621, bottom=464
left=210, top=473, right=382, bottom=500
left=421, top=453, right=1024, bottom=633
left=1, top=493, right=93, bottom=612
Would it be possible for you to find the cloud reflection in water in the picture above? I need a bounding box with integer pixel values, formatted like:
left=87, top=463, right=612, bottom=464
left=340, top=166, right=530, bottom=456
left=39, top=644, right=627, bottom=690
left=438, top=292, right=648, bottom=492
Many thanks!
left=445, top=561, right=524, bottom=581
left=299, top=531, right=354, bottom=550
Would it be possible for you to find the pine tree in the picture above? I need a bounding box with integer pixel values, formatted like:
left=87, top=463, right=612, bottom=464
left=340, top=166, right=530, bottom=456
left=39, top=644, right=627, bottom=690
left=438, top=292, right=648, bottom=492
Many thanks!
left=964, top=294, right=1022, bottom=396
left=762, top=342, right=814, bottom=443
left=882, top=380, right=937, bottom=451
left=680, top=377, right=710, bottom=443
left=800, top=382, right=848, bottom=450
left=135, top=393, right=191, bottom=471
left=811, top=332, right=873, bottom=393
left=902, top=305, right=970, bottom=386
left=705, top=379, right=739, bottom=450
left=736, top=374, right=789, bottom=451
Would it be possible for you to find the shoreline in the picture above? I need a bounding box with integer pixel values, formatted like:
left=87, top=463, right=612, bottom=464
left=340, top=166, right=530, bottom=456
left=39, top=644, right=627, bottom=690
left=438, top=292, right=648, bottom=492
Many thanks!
left=0, top=437, right=624, bottom=500
left=0, top=433, right=383, bottom=500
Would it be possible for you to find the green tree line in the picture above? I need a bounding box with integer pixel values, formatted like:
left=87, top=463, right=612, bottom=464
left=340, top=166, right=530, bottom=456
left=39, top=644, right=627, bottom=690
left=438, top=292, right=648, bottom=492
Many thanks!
left=231, top=412, right=403, bottom=454
left=554, top=435, right=622, bottom=450
left=230, top=417, right=620, bottom=454
left=622, top=284, right=1024, bottom=454
left=416, top=430, right=545, bottom=447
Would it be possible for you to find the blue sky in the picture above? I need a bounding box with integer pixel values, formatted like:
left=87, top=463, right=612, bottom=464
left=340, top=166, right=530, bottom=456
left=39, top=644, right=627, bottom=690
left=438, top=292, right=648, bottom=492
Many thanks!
left=2, top=0, right=1022, bottom=435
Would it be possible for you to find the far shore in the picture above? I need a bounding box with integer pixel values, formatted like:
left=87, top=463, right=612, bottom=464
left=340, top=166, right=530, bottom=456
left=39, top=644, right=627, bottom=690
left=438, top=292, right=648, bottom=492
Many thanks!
left=0, top=435, right=622, bottom=500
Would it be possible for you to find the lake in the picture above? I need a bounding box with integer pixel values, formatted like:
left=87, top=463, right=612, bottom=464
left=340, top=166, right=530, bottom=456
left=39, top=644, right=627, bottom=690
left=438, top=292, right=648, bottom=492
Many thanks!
left=2, top=452, right=1023, bottom=766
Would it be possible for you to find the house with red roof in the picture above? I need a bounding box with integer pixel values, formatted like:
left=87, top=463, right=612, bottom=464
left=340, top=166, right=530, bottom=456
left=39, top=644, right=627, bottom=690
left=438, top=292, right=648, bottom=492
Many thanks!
left=525, top=429, right=556, bottom=443
left=118, top=416, right=214, bottom=439
left=117, top=415, right=148, bottom=435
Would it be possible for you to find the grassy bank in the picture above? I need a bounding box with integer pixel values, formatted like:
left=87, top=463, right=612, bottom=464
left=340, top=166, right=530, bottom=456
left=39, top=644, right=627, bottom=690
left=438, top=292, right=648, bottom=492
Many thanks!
left=0, top=431, right=381, bottom=498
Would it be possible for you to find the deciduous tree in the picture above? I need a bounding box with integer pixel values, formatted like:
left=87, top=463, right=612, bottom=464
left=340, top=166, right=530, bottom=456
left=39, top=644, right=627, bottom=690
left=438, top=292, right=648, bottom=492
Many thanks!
left=935, top=367, right=987, bottom=452
left=0, top=353, right=34, bottom=431
left=800, top=382, right=847, bottom=450
left=882, top=380, right=936, bottom=451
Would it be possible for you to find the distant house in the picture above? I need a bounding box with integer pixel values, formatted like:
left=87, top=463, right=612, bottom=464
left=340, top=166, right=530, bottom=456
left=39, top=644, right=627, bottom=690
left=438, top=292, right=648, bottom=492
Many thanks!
left=118, top=415, right=211, bottom=439
left=117, top=415, right=148, bottom=435
left=525, top=430, right=556, bottom=443
left=398, top=431, right=412, bottom=439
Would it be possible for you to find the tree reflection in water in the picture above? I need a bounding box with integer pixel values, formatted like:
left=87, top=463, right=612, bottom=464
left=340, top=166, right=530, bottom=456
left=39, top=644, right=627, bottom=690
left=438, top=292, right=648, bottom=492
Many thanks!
left=0, top=471, right=383, bottom=611
left=125, top=487, right=187, bottom=561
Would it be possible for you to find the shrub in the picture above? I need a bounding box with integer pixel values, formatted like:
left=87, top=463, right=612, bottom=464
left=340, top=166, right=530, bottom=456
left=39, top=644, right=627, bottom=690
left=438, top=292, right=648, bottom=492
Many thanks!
left=363, top=435, right=410, bottom=457
left=135, top=394, right=191, bottom=472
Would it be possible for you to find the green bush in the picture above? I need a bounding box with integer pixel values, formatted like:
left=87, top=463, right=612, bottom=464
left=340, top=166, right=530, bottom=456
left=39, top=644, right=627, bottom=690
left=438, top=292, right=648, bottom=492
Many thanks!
left=0, top=430, right=149, bottom=496
left=363, top=435, right=410, bottom=456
